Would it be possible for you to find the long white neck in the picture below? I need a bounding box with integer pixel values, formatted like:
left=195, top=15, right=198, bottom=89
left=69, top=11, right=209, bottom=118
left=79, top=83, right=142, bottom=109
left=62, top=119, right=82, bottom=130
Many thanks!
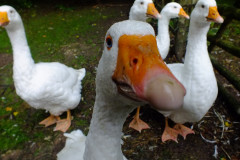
left=182, top=19, right=215, bottom=88
left=184, top=20, right=210, bottom=71
left=84, top=93, right=135, bottom=160
left=7, top=21, right=34, bottom=79
left=156, top=16, right=170, bottom=59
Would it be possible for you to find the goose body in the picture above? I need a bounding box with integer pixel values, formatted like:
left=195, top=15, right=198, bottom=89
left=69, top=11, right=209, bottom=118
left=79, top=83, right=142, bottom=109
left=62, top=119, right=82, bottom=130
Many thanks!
left=159, top=0, right=224, bottom=142
left=156, top=2, right=189, bottom=59
left=58, top=20, right=186, bottom=160
left=0, top=5, right=86, bottom=132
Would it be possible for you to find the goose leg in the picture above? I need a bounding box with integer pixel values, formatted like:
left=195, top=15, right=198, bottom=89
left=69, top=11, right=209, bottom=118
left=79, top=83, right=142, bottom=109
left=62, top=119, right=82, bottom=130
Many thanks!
left=173, top=123, right=195, bottom=140
left=129, top=106, right=150, bottom=133
left=162, top=117, right=179, bottom=143
left=54, top=110, right=71, bottom=132
left=39, top=114, right=58, bottom=127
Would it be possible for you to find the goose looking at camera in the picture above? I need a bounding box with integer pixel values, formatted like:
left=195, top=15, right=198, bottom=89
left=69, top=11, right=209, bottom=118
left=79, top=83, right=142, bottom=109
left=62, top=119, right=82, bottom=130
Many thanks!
left=57, top=20, right=186, bottom=160
left=160, top=0, right=224, bottom=142
left=0, top=5, right=86, bottom=132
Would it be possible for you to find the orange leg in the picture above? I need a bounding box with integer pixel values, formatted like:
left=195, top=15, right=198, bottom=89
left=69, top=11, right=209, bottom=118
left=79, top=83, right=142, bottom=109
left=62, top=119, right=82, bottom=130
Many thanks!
left=39, top=114, right=58, bottom=127
left=54, top=110, right=72, bottom=132
left=129, top=106, right=150, bottom=133
left=162, top=117, right=179, bottom=143
left=173, top=123, right=195, bottom=140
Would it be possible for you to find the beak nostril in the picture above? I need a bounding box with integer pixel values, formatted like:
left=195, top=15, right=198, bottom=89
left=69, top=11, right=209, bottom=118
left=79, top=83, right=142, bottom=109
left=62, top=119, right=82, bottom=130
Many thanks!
left=133, top=58, right=138, bottom=65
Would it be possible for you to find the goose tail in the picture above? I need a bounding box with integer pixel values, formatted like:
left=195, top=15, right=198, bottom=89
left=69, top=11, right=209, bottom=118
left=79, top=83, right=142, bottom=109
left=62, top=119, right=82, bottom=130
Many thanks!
left=77, top=68, right=86, bottom=81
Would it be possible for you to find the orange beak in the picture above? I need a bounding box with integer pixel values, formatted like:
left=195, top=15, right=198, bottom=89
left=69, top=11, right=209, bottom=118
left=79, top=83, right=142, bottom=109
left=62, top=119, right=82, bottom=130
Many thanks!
left=112, top=34, right=186, bottom=111
left=179, top=8, right=189, bottom=19
left=207, top=6, right=224, bottom=23
left=146, top=3, right=161, bottom=19
left=0, top=11, right=9, bottom=27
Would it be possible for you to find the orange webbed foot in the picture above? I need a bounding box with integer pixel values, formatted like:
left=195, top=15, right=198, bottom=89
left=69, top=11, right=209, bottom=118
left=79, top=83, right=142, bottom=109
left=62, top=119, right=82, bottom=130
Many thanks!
left=161, top=118, right=179, bottom=143
left=129, top=106, right=150, bottom=133
left=54, top=110, right=72, bottom=132
left=162, top=125, right=179, bottom=143
left=39, top=115, right=58, bottom=127
left=173, top=123, right=195, bottom=140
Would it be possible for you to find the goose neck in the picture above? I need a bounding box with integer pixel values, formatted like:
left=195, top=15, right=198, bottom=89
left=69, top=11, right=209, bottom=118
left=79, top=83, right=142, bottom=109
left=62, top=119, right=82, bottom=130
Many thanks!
left=187, top=21, right=210, bottom=44
left=84, top=94, right=135, bottom=160
left=7, top=23, right=30, bottom=54
left=185, top=21, right=210, bottom=57
left=183, top=20, right=212, bottom=78
left=7, top=23, right=34, bottom=76
left=157, top=16, right=170, bottom=38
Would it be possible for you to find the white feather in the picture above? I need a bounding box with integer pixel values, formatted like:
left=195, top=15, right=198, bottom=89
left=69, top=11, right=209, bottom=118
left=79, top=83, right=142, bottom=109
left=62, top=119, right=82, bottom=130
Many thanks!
left=0, top=5, right=85, bottom=116
left=159, top=0, right=220, bottom=124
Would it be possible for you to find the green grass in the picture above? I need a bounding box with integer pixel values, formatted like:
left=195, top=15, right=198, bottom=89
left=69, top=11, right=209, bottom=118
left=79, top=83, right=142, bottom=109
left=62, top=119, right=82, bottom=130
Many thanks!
left=0, top=5, right=119, bottom=153
left=0, top=6, right=112, bottom=62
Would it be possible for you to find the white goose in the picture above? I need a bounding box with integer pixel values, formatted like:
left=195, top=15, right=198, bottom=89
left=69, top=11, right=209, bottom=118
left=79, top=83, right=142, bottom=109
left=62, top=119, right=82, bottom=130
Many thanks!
left=57, top=20, right=186, bottom=160
left=160, top=0, right=224, bottom=142
left=129, top=0, right=161, bottom=21
left=128, top=2, right=189, bottom=133
left=0, top=5, right=86, bottom=132
left=157, top=2, right=189, bottom=60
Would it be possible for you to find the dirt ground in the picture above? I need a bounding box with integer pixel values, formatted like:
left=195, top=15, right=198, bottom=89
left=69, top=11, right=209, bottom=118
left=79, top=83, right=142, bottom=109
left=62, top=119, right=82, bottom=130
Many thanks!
left=0, top=2, right=240, bottom=160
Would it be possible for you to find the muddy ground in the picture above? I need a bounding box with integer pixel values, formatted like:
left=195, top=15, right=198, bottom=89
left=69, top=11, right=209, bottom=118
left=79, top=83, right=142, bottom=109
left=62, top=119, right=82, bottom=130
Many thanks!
left=0, top=2, right=240, bottom=160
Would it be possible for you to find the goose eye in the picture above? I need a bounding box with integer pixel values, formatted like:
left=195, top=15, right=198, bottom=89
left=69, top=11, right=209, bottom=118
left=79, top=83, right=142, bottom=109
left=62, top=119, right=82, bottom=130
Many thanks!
left=174, top=6, right=177, bottom=9
left=201, top=5, right=205, bottom=8
left=140, top=2, right=144, bottom=5
left=10, top=10, right=14, bottom=13
left=106, top=36, right=112, bottom=50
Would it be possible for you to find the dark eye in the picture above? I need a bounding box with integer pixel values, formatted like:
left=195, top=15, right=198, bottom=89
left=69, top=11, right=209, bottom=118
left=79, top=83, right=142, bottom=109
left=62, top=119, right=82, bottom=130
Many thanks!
left=140, top=2, right=144, bottom=5
left=174, top=6, right=177, bottom=9
left=10, top=10, right=14, bottom=13
left=106, top=36, right=112, bottom=49
left=201, top=5, right=205, bottom=8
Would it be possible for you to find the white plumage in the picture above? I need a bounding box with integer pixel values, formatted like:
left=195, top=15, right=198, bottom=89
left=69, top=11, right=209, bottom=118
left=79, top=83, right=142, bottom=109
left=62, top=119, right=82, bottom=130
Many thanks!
left=58, top=130, right=86, bottom=160
left=15, top=62, right=85, bottom=116
left=0, top=5, right=85, bottom=132
left=58, top=20, right=185, bottom=160
left=156, top=2, right=189, bottom=59
left=129, top=0, right=160, bottom=21
left=159, top=0, right=224, bottom=142
left=166, top=0, right=223, bottom=123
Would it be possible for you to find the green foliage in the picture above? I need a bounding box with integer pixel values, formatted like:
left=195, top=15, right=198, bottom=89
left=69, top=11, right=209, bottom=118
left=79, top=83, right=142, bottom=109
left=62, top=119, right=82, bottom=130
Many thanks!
left=0, top=28, right=12, bottom=54
left=0, top=7, right=107, bottom=64
left=1, top=0, right=33, bottom=9
left=217, top=0, right=236, bottom=5
left=0, top=119, right=29, bottom=152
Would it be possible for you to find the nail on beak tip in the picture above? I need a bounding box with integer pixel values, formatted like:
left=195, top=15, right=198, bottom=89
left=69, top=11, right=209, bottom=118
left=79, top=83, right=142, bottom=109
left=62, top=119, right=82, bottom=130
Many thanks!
left=216, top=16, right=224, bottom=23
left=144, top=75, right=185, bottom=111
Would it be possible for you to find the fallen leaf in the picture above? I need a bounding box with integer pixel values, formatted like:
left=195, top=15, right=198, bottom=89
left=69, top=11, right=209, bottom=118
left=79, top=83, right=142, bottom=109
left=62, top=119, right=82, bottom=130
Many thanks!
left=13, top=112, right=19, bottom=116
left=5, top=107, right=12, bottom=112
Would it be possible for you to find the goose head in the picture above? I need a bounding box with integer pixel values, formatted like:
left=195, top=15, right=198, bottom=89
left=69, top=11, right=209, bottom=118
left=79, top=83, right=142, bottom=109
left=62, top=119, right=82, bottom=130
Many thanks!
left=97, top=20, right=186, bottom=111
left=129, top=0, right=161, bottom=21
left=191, top=0, right=224, bottom=25
left=0, top=5, right=23, bottom=31
left=161, top=2, right=189, bottom=19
